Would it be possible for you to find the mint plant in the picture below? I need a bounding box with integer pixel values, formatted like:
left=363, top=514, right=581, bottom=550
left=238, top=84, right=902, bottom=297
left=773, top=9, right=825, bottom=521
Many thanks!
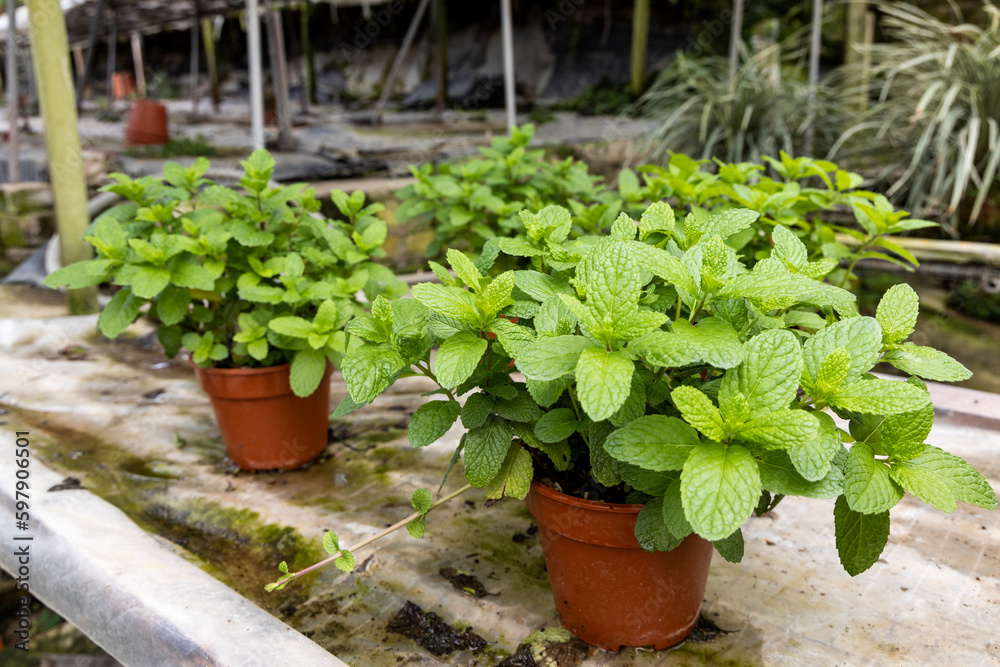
left=45, top=150, right=405, bottom=397
left=270, top=200, right=994, bottom=590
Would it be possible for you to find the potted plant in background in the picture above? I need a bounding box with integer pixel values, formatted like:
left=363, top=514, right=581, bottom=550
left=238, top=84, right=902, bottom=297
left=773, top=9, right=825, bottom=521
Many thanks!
left=45, top=150, right=405, bottom=470
left=269, top=200, right=995, bottom=650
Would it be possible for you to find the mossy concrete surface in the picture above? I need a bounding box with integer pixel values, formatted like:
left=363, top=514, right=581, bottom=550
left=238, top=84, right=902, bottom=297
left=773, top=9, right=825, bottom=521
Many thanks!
left=0, top=291, right=998, bottom=665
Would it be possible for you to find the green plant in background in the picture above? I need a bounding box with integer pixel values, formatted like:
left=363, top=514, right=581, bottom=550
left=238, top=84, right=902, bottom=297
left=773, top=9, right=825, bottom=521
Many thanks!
left=834, top=2, right=1000, bottom=232
left=270, top=201, right=994, bottom=588
left=634, top=40, right=836, bottom=165
left=45, top=150, right=405, bottom=397
left=394, top=124, right=616, bottom=261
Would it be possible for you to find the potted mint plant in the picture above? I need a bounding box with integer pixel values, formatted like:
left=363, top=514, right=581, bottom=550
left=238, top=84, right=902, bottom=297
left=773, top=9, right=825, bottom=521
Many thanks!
left=268, top=202, right=995, bottom=650
left=45, top=150, right=404, bottom=470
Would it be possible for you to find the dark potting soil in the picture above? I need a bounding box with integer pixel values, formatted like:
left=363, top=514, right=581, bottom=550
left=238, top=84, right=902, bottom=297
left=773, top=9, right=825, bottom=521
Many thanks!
left=530, top=443, right=633, bottom=504
left=386, top=601, right=487, bottom=656
left=438, top=567, right=496, bottom=598
left=686, top=614, right=734, bottom=642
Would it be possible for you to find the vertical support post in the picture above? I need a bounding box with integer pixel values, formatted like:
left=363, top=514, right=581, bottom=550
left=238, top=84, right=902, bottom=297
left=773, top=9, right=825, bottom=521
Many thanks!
left=190, top=19, right=200, bottom=117
left=76, top=0, right=106, bottom=103
left=371, top=0, right=430, bottom=125
left=265, top=0, right=292, bottom=147
left=7, top=0, right=20, bottom=184
left=629, top=0, right=649, bottom=97
left=805, top=0, right=822, bottom=156
left=300, top=0, right=315, bottom=106
left=27, top=0, right=97, bottom=313
left=433, top=0, right=447, bottom=113
left=728, top=0, right=744, bottom=81
left=845, top=0, right=868, bottom=112
left=201, top=18, right=221, bottom=111
left=106, top=16, right=116, bottom=105
left=246, top=0, right=264, bottom=150
left=500, top=0, right=515, bottom=134
left=130, top=31, right=145, bottom=97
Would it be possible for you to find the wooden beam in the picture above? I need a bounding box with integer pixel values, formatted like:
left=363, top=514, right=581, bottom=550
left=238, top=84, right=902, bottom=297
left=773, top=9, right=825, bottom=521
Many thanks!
left=728, top=0, right=744, bottom=80
left=130, top=31, right=146, bottom=97
left=7, top=0, right=20, bottom=184
left=190, top=20, right=199, bottom=117
left=630, top=0, right=649, bottom=96
left=372, top=0, right=430, bottom=125
left=265, top=0, right=292, bottom=147
left=433, top=0, right=447, bottom=112
left=201, top=17, right=221, bottom=111
left=27, top=0, right=97, bottom=313
left=300, top=0, right=315, bottom=107
left=106, top=16, right=116, bottom=107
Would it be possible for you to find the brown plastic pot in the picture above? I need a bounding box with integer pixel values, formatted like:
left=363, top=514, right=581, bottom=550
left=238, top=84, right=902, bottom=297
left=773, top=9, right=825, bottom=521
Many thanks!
left=193, top=362, right=333, bottom=471
left=125, top=99, right=169, bottom=146
left=525, top=481, right=715, bottom=651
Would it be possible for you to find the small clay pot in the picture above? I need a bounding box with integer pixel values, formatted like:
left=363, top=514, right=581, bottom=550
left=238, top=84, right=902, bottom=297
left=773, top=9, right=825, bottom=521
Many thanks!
left=525, top=481, right=714, bottom=651
left=193, top=362, right=333, bottom=471
left=125, top=99, right=169, bottom=146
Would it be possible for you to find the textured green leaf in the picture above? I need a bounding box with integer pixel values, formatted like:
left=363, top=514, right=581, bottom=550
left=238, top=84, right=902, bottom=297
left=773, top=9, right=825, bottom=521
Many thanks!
left=493, top=391, right=544, bottom=423
left=619, top=466, right=678, bottom=496
left=99, top=289, right=143, bottom=338
left=289, top=348, right=328, bottom=398
left=803, top=317, right=882, bottom=385
left=789, top=411, right=843, bottom=481
left=534, top=408, right=579, bottom=444
left=830, top=378, right=932, bottom=414
left=771, top=224, right=808, bottom=269
left=882, top=344, right=972, bottom=382
left=882, top=405, right=933, bottom=462
left=609, top=374, right=647, bottom=427
left=461, top=393, right=494, bottom=429
left=484, top=445, right=533, bottom=500
left=512, top=422, right=570, bottom=471
left=434, top=333, right=487, bottom=389
left=335, top=551, right=356, bottom=572
left=580, top=243, right=642, bottom=342
left=815, top=347, right=851, bottom=392
left=681, top=442, right=760, bottom=541
left=525, top=378, right=566, bottom=407
left=516, top=335, right=593, bottom=381
left=131, top=267, right=171, bottom=298
left=844, top=443, right=904, bottom=514
left=447, top=248, right=483, bottom=291
left=671, top=386, right=727, bottom=441
left=671, top=318, right=745, bottom=369
left=720, top=329, right=802, bottom=417
left=407, top=516, right=427, bottom=539
left=635, top=497, right=682, bottom=552
left=834, top=495, right=889, bottom=576
left=156, top=285, right=191, bottom=326
left=628, top=242, right=699, bottom=296
left=718, top=259, right=857, bottom=316
left=713, top=529, right=745, bottom=563
left=639, top=201, right=675, bottom=238
left=891, top=446, right=998, bottom=510
left=575, top=347, right=634, bottom=422
left=342, top=343, right=405, bottom=403
left=322, top=531, right=340, bottom=554
left=43, top=261, right=110, bottom=289
left=512, top=270, right=574, bottom=301
left=464, top=416, right=514, bottom=487
left=171, top=263, right=216, bottom=290
left=736, top=410, right=819, bottom=450
left=478, top=271, right=515, bottom=316
left=269, top=316, right=314, bottom=339
left=662, top=479, right=692, bottom=539
left=757, top=450, right=843, bottom=498
left=408, top=400, right=462, bottom=448
left=486, top=317, right=535, bottom=358
left=603, top=415, right=701, bottom=471
left=701, top=208, right=760, bottom=241
left=876, top=283, right=919, bottom=345
left=411, top=283, right=481, bottom=325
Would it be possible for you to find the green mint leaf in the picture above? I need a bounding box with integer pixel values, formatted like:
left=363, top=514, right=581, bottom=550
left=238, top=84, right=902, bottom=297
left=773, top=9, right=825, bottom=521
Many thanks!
left=757, top=450, right=844, bottom=499
left=463, top=416, right=514, bottom=487
left=278, top=560, right=289, bottom=574
left=411, top=488, right=433, bottom=514
left=671, top=386, right=727, bottom=441
left=891, top=445, right=997, bottom=510
left=638, top=201, right=675, bottom=239
left=603, top=415, right=701, bottom=471
left=830, top=377, right=932, bottom=414
left=609, top=374, right=647, bottom=428
left=579, top=243, right=642, bottom=342
left=712, top=529, right=745, bottom=563
left=247, top=338, right=269, bottom=361
left=882, top=403, right=933, bottom=462
left=662, top=479, right=692, bottom=539
left=681, top=441, right=760, bottom=541
left=588, top=421, right=622, bottom=486
left=493, top=391, right=544, bottom=423
left=628, top=242, right=699, bottom=296
left=478, top=271, right=515, bottom=316
left=803, top=317, right=882, bottom=386
left=718, top=258, right=857, bottom=316
left=512, top=421, right=570, bottom=471
left=485, top=445, right=533, bottom=501
left=269, top=316, right=314, bottom=339
left=343, top=343, right=405, bottom=403
left=771, top=224, right=808, bottom=269
left=322, top=531, right=340, bottom=555
left=345, top=315, right=388, bottom=343
left=99, top=288, right=143, bottom=338
left=512, top=270, right=574, bottom=301
left=720, top=329, right=802, bottom=417
left=332, top=392, right=366, bottom=419
left=575, top=347, right=634, bottom=422
left=461, top=393, right=494, bottom=429
left=609, top=211, right=637, bottom=241
left=635, top=497, right=682, bottom=552
left=486, top=317, right=536, bottom=358
left=736, top=409, right=820, bottom=450
left=156, top=285, right=191, bottom=326
left=335, top=551, right=356, bottom=572
left=408, top=400, right=462, bottom=448
left=671, top=318, right=745, bottom=369
left=789, top=411, right=843, bottom=481
left=446, top=249, right=483, bottom=292
left=407, top=516, right=427, bottom=539
left=844, top=443, right=904, bottom=514
left=834, top=495, right=889, bottom=576
left=43, top=261, right=110, bottom=289
left=876, top=283, right=919, bottom=345
left=434, top=332, right=487, bottom=389
left=525, top=378, right=566, bottom=407
left=700, top=208, right=760, bottom=242
left=132, top=267, right=172, bottom=299
left=815, top=347, right=851, bottom=392
left=516, top=335, right=593, bottom=381
left=411, top=283, right=481, bottom=325
left=882, top=344, right=972, bottom=382
left=314, top=300, right=340, bottom=334
left=289, top=348, right=328, bottom=398
left=619, top=466, right=678, bottom=496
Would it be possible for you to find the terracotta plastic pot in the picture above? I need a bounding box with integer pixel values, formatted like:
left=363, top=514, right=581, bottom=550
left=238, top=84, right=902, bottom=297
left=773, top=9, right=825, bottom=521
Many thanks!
left=525, top=481, right=715, bottom=651
left=112, top=72, right=136, bottom=100
left=125, top=99, right=169, bottom=146
left=193, top=362, right=333, bottom=471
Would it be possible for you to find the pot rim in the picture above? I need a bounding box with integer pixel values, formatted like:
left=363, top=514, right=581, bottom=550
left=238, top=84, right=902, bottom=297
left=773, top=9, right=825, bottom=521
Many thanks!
left=189, top=359, right=297, bottom=376
left=530, top=480, right=643, bottom=514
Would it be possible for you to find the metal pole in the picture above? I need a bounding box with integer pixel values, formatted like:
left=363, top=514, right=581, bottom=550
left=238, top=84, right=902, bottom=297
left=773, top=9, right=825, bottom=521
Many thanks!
left=300, top=0, right=315, bottom=107
left=433, top=0, right=447, bottom=113
left=371, top=0, right=430, bottom=125
left=728, top=0, right=744, bottom=81
left=202, top=17, right=221, bottom=110
left=805, top=0, right=822, bottom=156
left=630, top=0, right=649, bottom=96
left=76, top=0, right=106, bottom=102
left=7, top=0, right=20, bottom=184
left=500, top=0, right=515, bottom=134
left=246, top=0, right=264, bottom=150
left=130, top=32, right=146, bottom=97
left=265, top=0, right=291, bottom=147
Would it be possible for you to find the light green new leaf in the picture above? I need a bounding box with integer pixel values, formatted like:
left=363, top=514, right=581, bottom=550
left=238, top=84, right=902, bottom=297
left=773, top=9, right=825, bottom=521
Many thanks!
left=478, top=271, right=515, bottom=316
left=434, top=332, right=487, bottom=389
left=720, top=329, right=802, bottom=417
left=411, top=283, right=481, bottom=325
left=269, top=316, right=314, bottom=339
left=132, top=267, right=172, bottom=298
left=580, top=243, right=642, bottom=340
left=484, top=445, right=533, bottom=501
left=891, top=446, right=997, bottom=510
left=513, top=270, right=573, bottom=301
left=516, top=335, right=593, bottom=381
left=844, top=443, right=904, bottom=514
left=803, top=317, right=882, bottom=385
left=289, top=348, right=328, bottom=398
left=771, top=224, right=808, bottom=269
left=681, top=442, right=760, bottom=541
left=830, top=378, right=932, bottom=415
left=639, top=201, right=675, bottom=238
left=486, top=317, right=535, bottom=358
left=876, top=283, right=919, bottom=345
left=882, top=344, right=972, bottom=382
left=603, top=415, right=701, bottom=471
left=342, top=343, right=405, bottom=403
left=757, top=450, right=844, bottom=499
left=464, top=416, right=514, bottom=487
left=671, top=318, right=745, bottom=369
left=834, top=496, right=889, bottom=576
left=671, top=386, right=727, bottom=441
left=789, top=411, right=843, bottom=481
left=736, top=409, right=819, bottom=450
left=575, top=347, right=634, bottom=422
left=446, top=248, right=483, bottom=292
left=408, top=400, right=462, bottom=448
